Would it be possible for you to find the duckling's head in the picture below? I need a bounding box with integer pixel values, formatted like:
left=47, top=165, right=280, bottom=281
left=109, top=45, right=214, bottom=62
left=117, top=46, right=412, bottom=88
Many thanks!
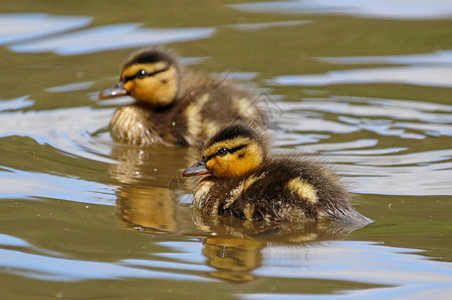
left=183, top=123, right=267, bottom=178
left=99, top=48, right=180, bottom=108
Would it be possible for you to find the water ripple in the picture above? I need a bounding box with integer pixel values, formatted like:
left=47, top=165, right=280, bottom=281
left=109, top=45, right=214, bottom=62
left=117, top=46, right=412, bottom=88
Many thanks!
left=267, top=66, right=452, bottom=88
left=274, top=96, right=452, bottom=141
left=0, top=248, right=213, bottom=282
left=0, top=102, right=114, bottom=163
left=0, top=13, right=91, bottom=45
left=239, top=241, right=452, bottom=299
left=0, top=96, right=34, bottom=112
left=231, top=0, right=452, bottom=20
left=0, top=167, right=116, bottom=205
left=10, top=23, right=215, bottom=55
left=319, top=50, right=452, bottom=66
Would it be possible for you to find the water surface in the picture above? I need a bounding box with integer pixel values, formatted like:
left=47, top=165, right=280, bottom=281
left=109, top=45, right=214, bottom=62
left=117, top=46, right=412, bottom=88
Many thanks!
left=0, top=1, right=451, bottom=299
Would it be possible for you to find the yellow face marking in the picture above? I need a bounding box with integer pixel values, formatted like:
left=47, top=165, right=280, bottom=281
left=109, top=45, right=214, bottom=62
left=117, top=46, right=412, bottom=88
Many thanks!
left=120, top=63, right=178, bottom=107
left=203, top=138, right=264, bottom=178
left=243, top=203, right=255, bottom=221
left=203, top=137, right=250, bottom=158
left=288, top=178, right=319, bottom=204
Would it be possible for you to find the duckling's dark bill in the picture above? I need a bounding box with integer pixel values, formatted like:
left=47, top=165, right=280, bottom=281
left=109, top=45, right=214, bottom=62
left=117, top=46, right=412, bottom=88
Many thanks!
left=182, top=159, right=210, bottom=177
left=98, top=81, right=128, bottom=100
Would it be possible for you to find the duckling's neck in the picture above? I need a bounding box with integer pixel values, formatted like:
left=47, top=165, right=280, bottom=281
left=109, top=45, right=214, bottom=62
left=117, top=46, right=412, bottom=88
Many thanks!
left=135, top=98, right=176, bottom=112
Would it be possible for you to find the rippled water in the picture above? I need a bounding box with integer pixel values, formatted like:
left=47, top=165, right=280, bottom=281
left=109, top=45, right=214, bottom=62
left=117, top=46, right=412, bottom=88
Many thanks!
left=1, top=1, right=451, bottom=299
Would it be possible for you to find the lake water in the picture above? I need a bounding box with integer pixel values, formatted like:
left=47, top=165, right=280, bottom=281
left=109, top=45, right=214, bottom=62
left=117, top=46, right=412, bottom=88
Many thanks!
left=1, top=1, right=451, bottom=299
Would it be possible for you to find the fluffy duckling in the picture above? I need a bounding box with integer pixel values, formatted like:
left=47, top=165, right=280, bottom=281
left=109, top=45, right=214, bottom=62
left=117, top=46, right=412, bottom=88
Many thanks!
left=99, top=48, right=266, bottom=146
left=183, top=123, right=371, bottom=224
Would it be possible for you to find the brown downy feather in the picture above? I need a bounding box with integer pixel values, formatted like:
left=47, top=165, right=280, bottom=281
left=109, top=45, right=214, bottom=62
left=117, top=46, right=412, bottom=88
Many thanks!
left=100, top=47, right=267, bottom=146
left=186, top=123, right=372, bottom=225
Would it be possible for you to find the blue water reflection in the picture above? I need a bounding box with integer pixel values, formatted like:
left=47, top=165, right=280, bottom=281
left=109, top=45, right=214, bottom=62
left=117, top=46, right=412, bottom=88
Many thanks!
left=319, top=50, right=452, bottom=66
left=0, top=167, right=115, bottom=205
left=0, top=96, right=34, bottom=112
left=0, top=13, right=91, bottom=45
left=2, top=233, right=450, bottom=298
left=268, top=66, right=452, bottom=88
left=275, top=96, right=452, bottom=137
left=0, top=247, right=213, bottom=282
left=240, top=241, right=452, bottom=299
left=10, top=23, right=215, bottom=55
left=268, top=50, right=452, bottom=88
left=0, top=103, right=114, bottom=163
left=231, top=0, right=452, bottom=20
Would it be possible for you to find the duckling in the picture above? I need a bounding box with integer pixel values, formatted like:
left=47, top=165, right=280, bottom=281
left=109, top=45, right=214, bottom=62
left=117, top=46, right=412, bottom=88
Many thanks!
left=183, top=123, right=371, bottom=225
left=99, top=48, right=266, bottom=146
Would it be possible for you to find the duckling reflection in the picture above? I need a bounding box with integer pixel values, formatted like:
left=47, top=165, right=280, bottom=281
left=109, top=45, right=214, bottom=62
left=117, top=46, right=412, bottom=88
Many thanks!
left=109, top=143, right=199, bottom=185
left=203, top=235, right=263, bottom=282
left=110, top=145, right=198, bottom=233
left=191, top=210, right=367, bottom=282
left=116, top=186, right=177, bottom=233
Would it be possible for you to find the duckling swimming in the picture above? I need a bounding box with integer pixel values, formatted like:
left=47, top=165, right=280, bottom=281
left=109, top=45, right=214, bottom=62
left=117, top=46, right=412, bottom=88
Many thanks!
left=99, top=48, right=266, bottom=146
left=183, top=123, right=371, bottom=225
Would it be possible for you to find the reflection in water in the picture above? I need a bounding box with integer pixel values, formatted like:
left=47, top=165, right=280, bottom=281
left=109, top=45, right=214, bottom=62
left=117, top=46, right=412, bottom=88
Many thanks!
left=45, top=81, right=95, bottom=93
left=318, top=50, right=452, bottom=66
left=231, top=0, right=452, bottom=20
left=242, top=241, right=452, bottom=299
left=116, top=186, right=178, bottom=234
left=202, top=236, right=263, bottom=282
left=277, top=96, right=452, bottom=124
left=224, top=20, right=310, bottom=31
left=0, top=13, right=91, bottom=45
left=0, top=104, right=114, bottom=163
left=0, top=96, right=34, bottom=111
left=191, top=211, right=367, bottom=282
left=0, top=243, right=212, bottom=282
left=268, top=50, right=452, bottom=88
left=109, top=144, right=198, bottom=233
left=0, top=167, right=115, bottom=205
left=108, top=144, right=199, bottom=186
left=1, top=1, right=452, bottom=298
left=268, top=66, right=452, bottom=88
left=271, top=96, right=452, bottom=196
left=10, top=23, right=215, bottom=55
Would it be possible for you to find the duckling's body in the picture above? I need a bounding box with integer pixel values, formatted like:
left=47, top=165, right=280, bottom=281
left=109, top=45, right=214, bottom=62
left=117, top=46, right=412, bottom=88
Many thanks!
left=183, top=123, right=371, bottom=225
left=99, top=48, right=266, bottom=146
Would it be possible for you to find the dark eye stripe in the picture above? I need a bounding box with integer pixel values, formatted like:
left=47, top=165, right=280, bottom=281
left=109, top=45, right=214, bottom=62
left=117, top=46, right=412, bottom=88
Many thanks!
left=205, top=144, right=246, bottom=161
left=123, top=66, right=169, bottom=83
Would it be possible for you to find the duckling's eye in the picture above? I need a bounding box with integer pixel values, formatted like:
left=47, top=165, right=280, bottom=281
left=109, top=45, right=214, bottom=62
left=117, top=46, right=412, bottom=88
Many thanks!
left=217, top=148, right=228, bottom=156
left=136, top=69, right=147, bottom=79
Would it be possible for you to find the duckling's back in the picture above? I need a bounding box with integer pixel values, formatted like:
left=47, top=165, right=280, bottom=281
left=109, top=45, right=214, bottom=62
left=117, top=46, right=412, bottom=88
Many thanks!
left=197, top=158, right=370, bottom=225
left=175, top=74, right=266, bottom=146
